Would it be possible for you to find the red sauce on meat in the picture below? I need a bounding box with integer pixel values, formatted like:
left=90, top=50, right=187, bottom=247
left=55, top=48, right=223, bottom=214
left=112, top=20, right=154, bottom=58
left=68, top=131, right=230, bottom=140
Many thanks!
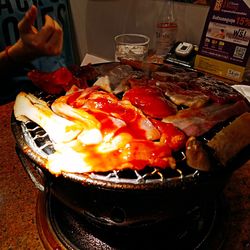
left=123, top=86, right=177, bottom=119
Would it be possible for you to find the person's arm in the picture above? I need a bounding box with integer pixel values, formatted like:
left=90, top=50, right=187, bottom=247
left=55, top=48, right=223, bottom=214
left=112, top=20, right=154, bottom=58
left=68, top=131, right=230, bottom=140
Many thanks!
left=0, top=5, right=63, bottom=74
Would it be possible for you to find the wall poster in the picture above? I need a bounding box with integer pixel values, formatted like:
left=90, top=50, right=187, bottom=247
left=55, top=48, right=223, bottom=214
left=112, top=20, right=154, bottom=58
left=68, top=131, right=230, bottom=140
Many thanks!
left=194, top=0, right=250, bottom=82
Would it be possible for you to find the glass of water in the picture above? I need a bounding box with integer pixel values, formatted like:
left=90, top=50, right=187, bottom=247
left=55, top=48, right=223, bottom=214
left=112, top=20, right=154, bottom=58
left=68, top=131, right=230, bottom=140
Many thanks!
left=114, top=33, right=150, bottom=61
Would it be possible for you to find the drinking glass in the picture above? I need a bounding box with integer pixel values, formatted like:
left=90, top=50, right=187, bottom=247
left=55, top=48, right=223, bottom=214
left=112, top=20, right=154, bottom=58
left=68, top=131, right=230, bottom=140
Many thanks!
left=114, top=33, right=150, bottom=61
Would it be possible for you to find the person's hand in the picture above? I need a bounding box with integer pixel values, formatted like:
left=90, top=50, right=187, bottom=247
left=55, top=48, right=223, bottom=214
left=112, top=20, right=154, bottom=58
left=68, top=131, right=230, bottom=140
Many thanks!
left=8, top=5, right=63, bottom=63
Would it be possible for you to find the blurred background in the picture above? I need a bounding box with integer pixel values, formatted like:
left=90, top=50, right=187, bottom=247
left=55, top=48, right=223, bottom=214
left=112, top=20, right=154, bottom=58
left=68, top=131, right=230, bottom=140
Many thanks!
left=69, top=0, right=209, bottom=62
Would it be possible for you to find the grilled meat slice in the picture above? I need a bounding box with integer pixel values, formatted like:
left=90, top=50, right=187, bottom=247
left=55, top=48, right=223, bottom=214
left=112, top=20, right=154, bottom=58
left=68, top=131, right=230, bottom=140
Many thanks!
left=14, top=92, right=83, bottom=143
left=156, top=81, right=210, bottom=108
left=163, top=100, right=250, bottom=137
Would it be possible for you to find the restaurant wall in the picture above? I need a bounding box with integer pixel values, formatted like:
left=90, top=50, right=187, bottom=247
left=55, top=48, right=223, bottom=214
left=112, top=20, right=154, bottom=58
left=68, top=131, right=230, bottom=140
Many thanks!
left=70, top=0, right=209, bottom=62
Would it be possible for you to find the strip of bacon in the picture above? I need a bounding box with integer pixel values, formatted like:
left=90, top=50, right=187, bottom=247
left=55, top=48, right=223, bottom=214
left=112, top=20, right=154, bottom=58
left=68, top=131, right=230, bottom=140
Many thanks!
left=188, top=77, right=244, bottom=104
left=156, top=81, right=210, bottom=108
left=152, top=70, right=199, bottom=83
left=163, top=100, right=250, bottom=137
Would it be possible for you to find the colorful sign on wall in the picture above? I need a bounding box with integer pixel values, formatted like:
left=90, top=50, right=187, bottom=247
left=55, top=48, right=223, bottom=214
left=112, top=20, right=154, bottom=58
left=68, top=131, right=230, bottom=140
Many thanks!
left=194, top=0, right=250, bottom=82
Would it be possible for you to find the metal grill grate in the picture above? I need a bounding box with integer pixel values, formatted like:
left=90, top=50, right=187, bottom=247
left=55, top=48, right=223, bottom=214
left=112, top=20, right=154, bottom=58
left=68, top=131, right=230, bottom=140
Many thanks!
left=20, top=118, right=199, bottom=185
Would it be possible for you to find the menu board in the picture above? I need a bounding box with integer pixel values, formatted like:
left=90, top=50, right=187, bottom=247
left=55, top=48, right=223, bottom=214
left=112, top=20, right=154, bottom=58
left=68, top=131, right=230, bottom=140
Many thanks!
left=194, top=0, right=250, bottom=82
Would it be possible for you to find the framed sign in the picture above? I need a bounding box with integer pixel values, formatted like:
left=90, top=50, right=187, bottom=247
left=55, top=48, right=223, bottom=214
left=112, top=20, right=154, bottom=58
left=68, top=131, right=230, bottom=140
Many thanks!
left=194, top=0, right=250, bottom=82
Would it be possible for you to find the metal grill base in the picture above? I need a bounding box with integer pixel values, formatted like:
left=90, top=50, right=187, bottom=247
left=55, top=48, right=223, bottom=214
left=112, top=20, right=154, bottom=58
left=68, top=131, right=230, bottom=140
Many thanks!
left=36, top=191, right=230, bottom=250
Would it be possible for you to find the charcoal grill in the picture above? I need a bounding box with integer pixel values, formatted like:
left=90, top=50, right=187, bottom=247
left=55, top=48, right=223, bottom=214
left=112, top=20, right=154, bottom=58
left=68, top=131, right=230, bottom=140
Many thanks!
left=10, top=60, right=250, bottom=249
left=11, top=89, right=244, bottom=229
